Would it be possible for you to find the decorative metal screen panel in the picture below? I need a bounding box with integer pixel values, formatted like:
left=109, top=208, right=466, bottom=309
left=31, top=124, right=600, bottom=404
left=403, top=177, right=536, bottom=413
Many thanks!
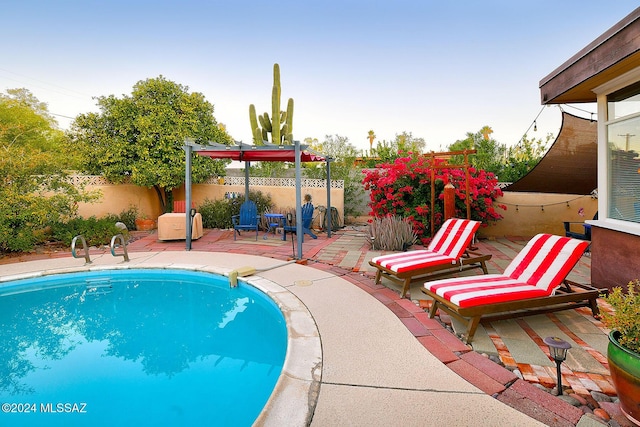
left=211, top=176, right=344, bottom=189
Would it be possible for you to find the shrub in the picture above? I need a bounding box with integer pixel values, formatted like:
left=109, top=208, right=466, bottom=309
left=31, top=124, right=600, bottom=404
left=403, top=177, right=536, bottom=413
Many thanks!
left=362, top=154, right=505, bottom=245
left=602, top=281, right=640, bottom=353
left=117, top=205, right=139, bottom=231
left=199, top=198, right=233, bottom=229
left=198, top=190, right=274, bottom=229
left=50, top=217, right=122, bottom=248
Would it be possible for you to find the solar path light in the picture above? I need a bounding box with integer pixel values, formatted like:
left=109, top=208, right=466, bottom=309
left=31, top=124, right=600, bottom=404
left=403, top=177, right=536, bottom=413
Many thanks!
left=544, top=336, right=572, bottom=396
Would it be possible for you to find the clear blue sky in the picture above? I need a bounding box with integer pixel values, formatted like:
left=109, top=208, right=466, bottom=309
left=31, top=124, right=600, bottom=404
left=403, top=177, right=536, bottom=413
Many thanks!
left=1, top=1, right=638, bottom=154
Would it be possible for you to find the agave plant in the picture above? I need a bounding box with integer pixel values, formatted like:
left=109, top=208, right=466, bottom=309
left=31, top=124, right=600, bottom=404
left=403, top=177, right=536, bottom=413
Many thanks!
left=366, top=215, right=417, bottom=251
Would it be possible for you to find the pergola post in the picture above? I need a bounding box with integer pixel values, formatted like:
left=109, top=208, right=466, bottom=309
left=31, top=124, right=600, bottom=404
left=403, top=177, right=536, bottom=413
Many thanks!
left=244, top=161, right=250, bottom=199
left=295, top=140, right=303, bottom=259
left=184, top=144, right=193, bottom=250
left=326, top=157, right=332, bottom=237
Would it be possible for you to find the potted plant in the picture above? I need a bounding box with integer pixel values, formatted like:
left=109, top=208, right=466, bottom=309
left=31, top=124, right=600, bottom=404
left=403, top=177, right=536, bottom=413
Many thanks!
left=602, top=280, right=640, bottom=425
left=135, top=213, right=156, bottom=231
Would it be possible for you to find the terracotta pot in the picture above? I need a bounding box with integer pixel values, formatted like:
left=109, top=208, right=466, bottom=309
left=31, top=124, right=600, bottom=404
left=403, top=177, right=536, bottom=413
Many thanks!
left=135, top=218, right=156, bottom=231
left=608, top=330, right=640, bottom=425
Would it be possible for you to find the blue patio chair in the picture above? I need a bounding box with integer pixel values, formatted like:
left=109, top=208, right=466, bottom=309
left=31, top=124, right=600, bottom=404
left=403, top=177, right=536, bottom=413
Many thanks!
left=563, top=211, right=597, bottom=241
left=232, top=200, right=260, bottom=241
left=563, top=211, right=597, bottom=253
left=284, top=202, right=317, bottom=242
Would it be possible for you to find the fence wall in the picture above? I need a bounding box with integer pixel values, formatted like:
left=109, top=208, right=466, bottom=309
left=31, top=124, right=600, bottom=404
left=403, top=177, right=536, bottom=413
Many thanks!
left=479, top=191, right=598, bottom=238
left=74, top=175, right=344, bottom=221
left=72, top=176, right=595, bottom=237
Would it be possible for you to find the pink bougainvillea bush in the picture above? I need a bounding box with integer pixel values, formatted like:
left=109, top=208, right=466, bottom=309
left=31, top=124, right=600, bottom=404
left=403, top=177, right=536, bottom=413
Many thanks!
left=362, top=155, right=505, bottom=245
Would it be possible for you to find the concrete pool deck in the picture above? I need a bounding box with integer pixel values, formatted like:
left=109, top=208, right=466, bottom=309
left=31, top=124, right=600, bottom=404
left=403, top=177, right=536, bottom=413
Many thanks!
left=0, top=227, right=629, bottom=426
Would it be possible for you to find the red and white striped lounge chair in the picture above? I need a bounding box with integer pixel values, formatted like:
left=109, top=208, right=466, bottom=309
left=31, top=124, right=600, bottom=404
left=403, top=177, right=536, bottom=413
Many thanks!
left=422, top=233, right=601, bottom=344
left=369, top=218, right=492, bottom=298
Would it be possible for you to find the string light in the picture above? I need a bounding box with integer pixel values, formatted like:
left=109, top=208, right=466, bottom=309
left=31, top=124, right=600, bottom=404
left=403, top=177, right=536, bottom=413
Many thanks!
left=499, top=195, right=591, bottom=210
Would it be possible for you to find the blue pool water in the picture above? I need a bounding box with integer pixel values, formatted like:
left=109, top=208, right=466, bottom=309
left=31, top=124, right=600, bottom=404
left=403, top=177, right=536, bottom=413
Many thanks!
left=0, top=269, right=287, bottom=426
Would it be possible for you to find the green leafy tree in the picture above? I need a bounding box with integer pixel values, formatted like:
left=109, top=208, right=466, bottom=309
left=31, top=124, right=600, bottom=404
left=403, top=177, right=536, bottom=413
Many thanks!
left=448, top=126, right=550, bottom=182
left=0, top=89, right=95, bottom=252
left=363, top=131, right=427, bottom=167
left=71, top=76, right=233, bottom=212
left=499, top=133, right=552, bottom=182
left=249, top=159, right=289, bottom=177
left=304, top=134, right=366, bottom=219
left=448, top=126, right=505, bottom=173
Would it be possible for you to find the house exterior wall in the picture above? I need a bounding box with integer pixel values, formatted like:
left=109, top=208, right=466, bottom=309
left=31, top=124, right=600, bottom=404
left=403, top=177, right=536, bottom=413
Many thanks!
left=590, top=227, right=640, bottom=290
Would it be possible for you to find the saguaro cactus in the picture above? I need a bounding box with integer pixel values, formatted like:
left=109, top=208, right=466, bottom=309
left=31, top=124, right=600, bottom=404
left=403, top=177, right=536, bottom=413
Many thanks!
left=249, top=63, right=294, bottom=145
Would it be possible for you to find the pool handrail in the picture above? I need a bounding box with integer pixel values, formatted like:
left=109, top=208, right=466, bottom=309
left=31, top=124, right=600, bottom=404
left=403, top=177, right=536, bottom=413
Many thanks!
left=110, top=234, right=130, bottom=262
left=71, top=235, right=92, bottom=264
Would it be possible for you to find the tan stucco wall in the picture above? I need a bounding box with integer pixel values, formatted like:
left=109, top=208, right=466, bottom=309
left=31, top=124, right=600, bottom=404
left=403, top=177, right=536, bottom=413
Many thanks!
left=76, top=181, right=344, bottom=222
left=172, top=184, right=343, bottom=213
left=77, top=184, right=162, bottom=219
left=479, top=191, right=598, bottom=238
left=76, top=181, right=590, bottom=238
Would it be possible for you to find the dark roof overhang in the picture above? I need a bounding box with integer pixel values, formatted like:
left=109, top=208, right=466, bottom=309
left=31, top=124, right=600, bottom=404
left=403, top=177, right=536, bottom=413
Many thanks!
left=540, top=7, right=640, bottom=104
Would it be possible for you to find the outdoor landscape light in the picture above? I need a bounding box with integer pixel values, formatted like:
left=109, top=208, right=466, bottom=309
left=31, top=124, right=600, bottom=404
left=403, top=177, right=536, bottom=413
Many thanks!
left=544, top=336, right=572, bottom=395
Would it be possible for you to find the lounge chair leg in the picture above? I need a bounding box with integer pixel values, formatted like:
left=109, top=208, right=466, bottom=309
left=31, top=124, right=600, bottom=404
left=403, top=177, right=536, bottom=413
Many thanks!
left=463, top=316, right=481, bottom=344
left=589, top=297, right=600, bottom=317
left=428, top=300, right=439, bottom=318
left=480, top=260, right=488, bottom=274
left=401, top=279, right=411, bottom=299
left=374, top=269, right=382, bottom=285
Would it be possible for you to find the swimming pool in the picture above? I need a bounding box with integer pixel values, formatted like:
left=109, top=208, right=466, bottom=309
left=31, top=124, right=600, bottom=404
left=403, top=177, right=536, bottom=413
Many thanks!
left=0, top=268, right=287, bottom=426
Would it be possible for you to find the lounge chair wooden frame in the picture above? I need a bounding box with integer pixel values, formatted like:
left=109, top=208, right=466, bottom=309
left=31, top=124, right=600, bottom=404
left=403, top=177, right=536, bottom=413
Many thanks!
left=369, top=218, right=491, bottom=299
left=422, top=279, right=601, bottom=344
left=420, top=233, right=602, bottom=344
left=371, top=249, right=491, bottom=299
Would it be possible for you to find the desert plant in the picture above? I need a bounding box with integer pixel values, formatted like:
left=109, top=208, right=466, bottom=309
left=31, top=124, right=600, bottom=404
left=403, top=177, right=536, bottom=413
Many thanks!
left=249, top=63, right=294, bottom=145
left=602, top=280, right=640, bottom=353
left=366, top=215, right=417, bottom=251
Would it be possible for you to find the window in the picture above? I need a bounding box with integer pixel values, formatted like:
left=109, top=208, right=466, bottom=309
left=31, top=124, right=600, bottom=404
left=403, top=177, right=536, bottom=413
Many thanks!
left=607, top=82, right=640, bottom=223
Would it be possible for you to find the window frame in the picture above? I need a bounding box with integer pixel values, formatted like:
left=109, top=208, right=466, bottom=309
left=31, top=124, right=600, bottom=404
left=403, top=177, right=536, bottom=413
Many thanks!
left=592, top=66, right=640, bottom=236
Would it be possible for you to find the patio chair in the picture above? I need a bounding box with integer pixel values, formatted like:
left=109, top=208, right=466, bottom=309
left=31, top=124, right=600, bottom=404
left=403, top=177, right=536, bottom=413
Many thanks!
left=283, top=202, right=317, bottom=241
left=173, top=200, right=194, bottom=213
left=232, top=200, right=260, bottom=241
left=422, top=233, right=601, bottom=344
left=369, top=218, right=491, bottom=298
left=563, top=211, right=597, bottom=241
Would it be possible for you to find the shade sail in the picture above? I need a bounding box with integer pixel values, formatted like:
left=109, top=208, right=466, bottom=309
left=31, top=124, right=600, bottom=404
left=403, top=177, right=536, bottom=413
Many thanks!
left=504, top=111, right=597, bottom=195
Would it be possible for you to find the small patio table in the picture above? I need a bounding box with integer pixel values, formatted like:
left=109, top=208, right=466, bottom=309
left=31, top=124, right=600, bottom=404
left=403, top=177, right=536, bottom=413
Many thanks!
left=263, top=213, right=285, bottom=240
